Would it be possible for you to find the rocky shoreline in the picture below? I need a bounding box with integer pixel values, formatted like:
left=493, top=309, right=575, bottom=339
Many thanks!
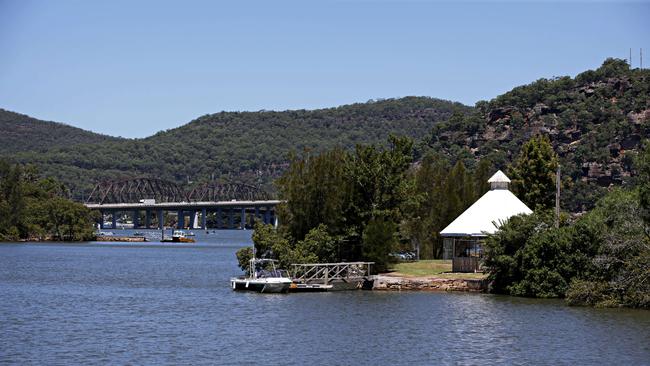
left=372, top=275, right=488, bottom=292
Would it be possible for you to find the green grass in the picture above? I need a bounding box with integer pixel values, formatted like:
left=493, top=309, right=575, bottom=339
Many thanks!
left=389, top=260, right=487, bottom=280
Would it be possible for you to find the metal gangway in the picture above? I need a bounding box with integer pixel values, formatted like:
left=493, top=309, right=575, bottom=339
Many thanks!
left=290, top=262, right=374, bottom=291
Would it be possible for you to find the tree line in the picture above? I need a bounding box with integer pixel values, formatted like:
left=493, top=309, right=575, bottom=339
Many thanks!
left=0, top=162, right=97, bottom=241
left=239, top=134, right=498, bottom=271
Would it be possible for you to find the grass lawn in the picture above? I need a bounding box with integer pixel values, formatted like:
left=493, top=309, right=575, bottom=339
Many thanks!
left=388, top=260, right=487, bottom=280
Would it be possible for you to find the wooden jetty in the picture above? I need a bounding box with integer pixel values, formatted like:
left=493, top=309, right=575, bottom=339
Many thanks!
left=289, top=262, right=374, bottom=292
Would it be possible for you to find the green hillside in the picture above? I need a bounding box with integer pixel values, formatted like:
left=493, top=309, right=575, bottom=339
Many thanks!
left=422, top=59, right=650, bottom=211
left=4, top=97, right=469, bottom=199
left=3, top=59, right=649, bottom=210
left=0, top=109, right=121, bottom=154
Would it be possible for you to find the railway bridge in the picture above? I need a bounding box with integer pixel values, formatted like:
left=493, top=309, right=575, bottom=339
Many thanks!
left=84, top=178, right=281, bottom=230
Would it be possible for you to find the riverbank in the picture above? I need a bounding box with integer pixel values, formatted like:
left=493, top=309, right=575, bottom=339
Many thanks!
left=373, top=274, right=488, bottom=292
left=374, top=259, right=488, bottom=292
left=95, top=235, right=147, bottom=242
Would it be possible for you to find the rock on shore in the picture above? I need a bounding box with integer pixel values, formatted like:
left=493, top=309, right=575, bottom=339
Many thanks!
left=372, top=275, right=487, bottom=292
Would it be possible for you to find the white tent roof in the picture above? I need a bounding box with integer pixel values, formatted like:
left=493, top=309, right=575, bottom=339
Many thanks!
left=440, top=173, right=532, bottom=237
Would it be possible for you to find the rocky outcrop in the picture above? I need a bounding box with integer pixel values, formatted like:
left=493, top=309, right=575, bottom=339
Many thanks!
left=476, top=92, right=648, bottom=189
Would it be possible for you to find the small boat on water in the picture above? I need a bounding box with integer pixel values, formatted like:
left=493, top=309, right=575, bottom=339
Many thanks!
left=231, top=258, right=292, bottom=293
left=161, top=230, right=196, bottom=243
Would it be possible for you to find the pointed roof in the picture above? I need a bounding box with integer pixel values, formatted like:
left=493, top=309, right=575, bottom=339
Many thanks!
left=440, top=171, right=531, bottom=237
left=487, top=170, right=511, bottom=183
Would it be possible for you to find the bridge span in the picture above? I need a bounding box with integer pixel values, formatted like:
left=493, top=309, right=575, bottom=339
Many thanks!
left=85, top=200, right=282, bottom=230
left=84, top=178, right=281, bottom=230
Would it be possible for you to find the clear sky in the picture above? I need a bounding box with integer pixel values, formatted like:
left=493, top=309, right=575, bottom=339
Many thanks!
left=1, top=0, right=648, bottom=138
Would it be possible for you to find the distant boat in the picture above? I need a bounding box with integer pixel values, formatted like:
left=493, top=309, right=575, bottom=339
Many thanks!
left=231, top=258, right=292, bottom=293
left=161, top=230, right=196, bottom=243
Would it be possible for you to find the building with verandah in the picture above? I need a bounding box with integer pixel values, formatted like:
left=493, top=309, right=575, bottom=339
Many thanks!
left=440, top=170, right=532, bottom=272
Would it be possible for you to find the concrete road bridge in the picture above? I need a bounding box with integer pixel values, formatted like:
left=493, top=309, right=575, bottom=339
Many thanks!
left=84, top=178, right=281, bottom=230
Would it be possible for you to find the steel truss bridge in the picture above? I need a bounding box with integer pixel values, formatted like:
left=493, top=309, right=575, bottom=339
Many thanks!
left=84, top=178, right=280, bottom=230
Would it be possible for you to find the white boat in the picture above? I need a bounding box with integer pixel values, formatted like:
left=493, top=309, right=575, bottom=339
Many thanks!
left=230, top=258, right=292, bottom=293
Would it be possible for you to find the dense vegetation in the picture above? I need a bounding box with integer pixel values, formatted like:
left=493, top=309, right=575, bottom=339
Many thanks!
left=421, top=59, right=650, bottom=211
left=237, top=135, right=499, bottom=271
left=3, top=98, right=468, bottom=200
left=483, top=142, right=650, bottom=308
left=0, top=163, right=97, bottom=241
left=0, top=109, right=121, bottom=154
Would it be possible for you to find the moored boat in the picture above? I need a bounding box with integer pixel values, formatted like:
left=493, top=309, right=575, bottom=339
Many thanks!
left=161, top=230, right=196, bottom=243
left=231, top=258, right=292, bottom=293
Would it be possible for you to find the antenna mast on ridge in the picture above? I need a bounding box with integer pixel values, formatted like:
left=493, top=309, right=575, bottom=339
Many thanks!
left=630, top=48, right=633, bottom=67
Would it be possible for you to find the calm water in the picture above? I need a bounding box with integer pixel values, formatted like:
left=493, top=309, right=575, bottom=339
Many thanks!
left=1, top=230, right=649, bottom=365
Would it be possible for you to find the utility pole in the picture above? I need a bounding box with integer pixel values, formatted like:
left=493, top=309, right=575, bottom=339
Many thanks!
left=555, top=165, right=561, bottom=228
left=641, top=48, right=644, bottom=69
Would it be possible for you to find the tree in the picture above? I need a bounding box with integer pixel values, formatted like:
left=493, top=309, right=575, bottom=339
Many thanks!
left=566, top=189, right=650, bottom=308
left=362, top=216, right=397, bottom=272
left=277, top=148, right=349, bottom=243
left=400, top=153, right=450, bottom=259
left=0, top=164, right=96, bottom=241
left=510, top=135, right=559, bottom=210
left=638, top=141, right=650, bottom=228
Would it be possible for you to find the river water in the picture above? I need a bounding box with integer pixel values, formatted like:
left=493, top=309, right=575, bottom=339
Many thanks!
left=1, top=230, right=649, bottom=365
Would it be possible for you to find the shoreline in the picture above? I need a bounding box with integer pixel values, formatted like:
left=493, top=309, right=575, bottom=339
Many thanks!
left=372, top=274, right=488, bottom=292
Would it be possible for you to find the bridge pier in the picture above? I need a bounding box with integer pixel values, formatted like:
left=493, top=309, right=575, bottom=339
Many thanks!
left=216, top=207, right=222, bottom=229
left=112, top=211, right=117, bottom=229
left=229, top=208, right=234, bottom=229
left=133, top=210, right=139, bottom=229
left=188, top=210, right=196, bottom=229
left=240, top=208, right=246, bottom=229
left=145, top=210, right=151, bottom=229
left=201, top=208, right=207, bottom=230
left=158, top=209, right=164, bottom=229
left=265, top=206, right=271, bottom=225
left=178, top=210, right=184, bottom=229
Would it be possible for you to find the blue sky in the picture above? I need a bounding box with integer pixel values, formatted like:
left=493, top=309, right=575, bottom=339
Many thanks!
left=1, top=0, right=648, bottom=138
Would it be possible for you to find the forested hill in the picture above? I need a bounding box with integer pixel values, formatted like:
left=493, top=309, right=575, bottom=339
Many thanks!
left=0, top=109, right=121, bottom=154
left=422, top=59, right=650, bottom=211
left=3, top=97, right=470, bottom=199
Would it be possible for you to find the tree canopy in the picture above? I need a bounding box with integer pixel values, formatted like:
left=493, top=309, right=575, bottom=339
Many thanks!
left=0, top=163, right=97, bottom=241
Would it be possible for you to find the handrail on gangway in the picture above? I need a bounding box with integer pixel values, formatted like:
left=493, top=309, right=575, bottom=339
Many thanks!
left=291, top=262, right=374, bottom=285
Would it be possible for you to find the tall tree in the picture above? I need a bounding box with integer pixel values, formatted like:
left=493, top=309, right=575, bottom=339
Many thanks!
left=473, top=158, right=493, bottom=198
left=401, top=153, right=450, bottom=259
left=277, top=148, right=349, bottom=242
left=510, top=135, right=559, bottom=210
left=638, top=141, right=650, bottom=229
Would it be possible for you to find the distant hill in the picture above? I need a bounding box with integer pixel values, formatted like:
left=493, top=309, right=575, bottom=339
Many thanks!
left=3, top=97, right=470, bottom=199
left=0, top=109, right=121, bottom=154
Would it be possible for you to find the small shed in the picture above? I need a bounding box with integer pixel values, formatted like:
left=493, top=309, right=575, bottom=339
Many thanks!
left=440, top=170, right=532, bottom=272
